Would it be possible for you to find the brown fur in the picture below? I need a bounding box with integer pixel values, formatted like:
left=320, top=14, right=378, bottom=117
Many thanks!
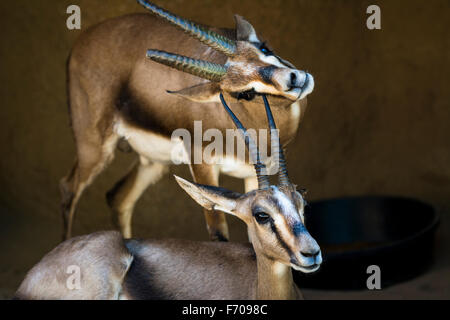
left=15, top=231, right=132, bottom=300
left=17, top=174, right=320, bottom=300
left=61, top=12, right=309, bottom=241
left=15, top=231, right=303, bottom=300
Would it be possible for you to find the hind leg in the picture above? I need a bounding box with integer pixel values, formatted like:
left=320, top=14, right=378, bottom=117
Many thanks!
left=62, top=50, right=124, bottom=240
left=60, top=134, right=118, bottom=240
left=106, top=157, right=168, bottom=239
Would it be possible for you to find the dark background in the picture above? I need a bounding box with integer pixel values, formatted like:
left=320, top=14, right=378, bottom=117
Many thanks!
left=0, top=0, right=449, bottom=299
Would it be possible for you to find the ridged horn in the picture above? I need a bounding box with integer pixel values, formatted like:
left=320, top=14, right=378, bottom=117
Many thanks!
left=220, top=93, right=270, bottom=190
left=147, top=50, right=227, bottom=82
left=138, top=0, right=236, bottom=57
left=262, top=95, right=290, bottom=186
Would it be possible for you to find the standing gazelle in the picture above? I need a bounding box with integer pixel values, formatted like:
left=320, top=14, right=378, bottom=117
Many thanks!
left=61, top=0, right=314, bottom=240
left=15, top=95, right=321, bottom=300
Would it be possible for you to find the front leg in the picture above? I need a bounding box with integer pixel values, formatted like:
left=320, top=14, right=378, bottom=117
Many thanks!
left=189, top=164, right=229, bottom=241
left=107, top=157, right=168, bottom=239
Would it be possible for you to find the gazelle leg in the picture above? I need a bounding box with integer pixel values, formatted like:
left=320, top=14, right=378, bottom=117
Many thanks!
left=244, top=175, right=259, bottom=243
left=60, top=135, right=118, bottom=240
left=190, top=164, right=229, bottom=241
left=106, top=157, right=168, bottom=239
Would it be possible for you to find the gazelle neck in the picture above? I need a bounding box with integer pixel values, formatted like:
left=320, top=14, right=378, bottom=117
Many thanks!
left=255, top=253, right=299, bottom=300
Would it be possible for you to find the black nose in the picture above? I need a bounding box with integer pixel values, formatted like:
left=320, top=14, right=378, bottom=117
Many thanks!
left=300, top=250, right=320, bottom=258
left=290, top=72, right=297, bottom=87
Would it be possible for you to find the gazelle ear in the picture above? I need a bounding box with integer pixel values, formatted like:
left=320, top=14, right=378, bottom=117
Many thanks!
left=167, top=82, right=221, bottom=103
left=174, top=176, right=242, bottom=216
left=235, top=15, right=258, bottom=42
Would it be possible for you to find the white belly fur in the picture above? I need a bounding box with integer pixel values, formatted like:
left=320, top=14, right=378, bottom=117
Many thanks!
left=114, top=119, right=263, bottom=179
left=114, top=119, right=181, bottom=164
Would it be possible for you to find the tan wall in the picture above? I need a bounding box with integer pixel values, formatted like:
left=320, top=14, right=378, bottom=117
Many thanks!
left=0, top=0, right=449, bottom=248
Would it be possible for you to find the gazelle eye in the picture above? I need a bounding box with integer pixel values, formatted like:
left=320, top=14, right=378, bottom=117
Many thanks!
left=259, top=43, right=272, bottom=55
left=254, top=211, right=271, bottom=224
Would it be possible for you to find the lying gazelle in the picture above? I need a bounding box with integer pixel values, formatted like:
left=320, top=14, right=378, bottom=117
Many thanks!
left=61, top=0, right=314, bottom=241
left=16, top=95, right=321, bottom=300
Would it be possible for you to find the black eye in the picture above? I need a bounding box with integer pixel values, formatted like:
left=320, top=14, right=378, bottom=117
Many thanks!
left=254, top=211, right=271, bottom=224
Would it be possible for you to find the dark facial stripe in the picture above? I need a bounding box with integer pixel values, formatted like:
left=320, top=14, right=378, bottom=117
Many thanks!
left=292, top=222, right=306, bottom=237
left=277, top=56, right=296, bottom=69
left=258, top=66, right=276, bottom=85
left=269, top=220, right=297, bottom=264
left=251, top=40, right=295, bottom=69
left=267, top=196, right=284, bottom=214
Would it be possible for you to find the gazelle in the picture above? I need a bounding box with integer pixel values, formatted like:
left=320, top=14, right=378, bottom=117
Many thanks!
left=15, top=95, right=321, bottom=300
left=61, top=0, right=315, bottom=241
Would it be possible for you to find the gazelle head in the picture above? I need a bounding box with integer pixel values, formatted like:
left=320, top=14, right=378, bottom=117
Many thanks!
left=175, top=94, right=322, bottom=273
left=139, top=0, right=314, bottom=106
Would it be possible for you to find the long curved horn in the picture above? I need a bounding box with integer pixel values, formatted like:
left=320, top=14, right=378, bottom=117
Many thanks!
left=262, top=95, right=290, bottom=186
left=220, top=93, right=270, bottom=190
left=147, top=50, right=227, bottom=82
left=138, top=0, right=236, bottom=57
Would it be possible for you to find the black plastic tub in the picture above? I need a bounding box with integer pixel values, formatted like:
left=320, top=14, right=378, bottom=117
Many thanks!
left=293, top=196, right=440, bottom=290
